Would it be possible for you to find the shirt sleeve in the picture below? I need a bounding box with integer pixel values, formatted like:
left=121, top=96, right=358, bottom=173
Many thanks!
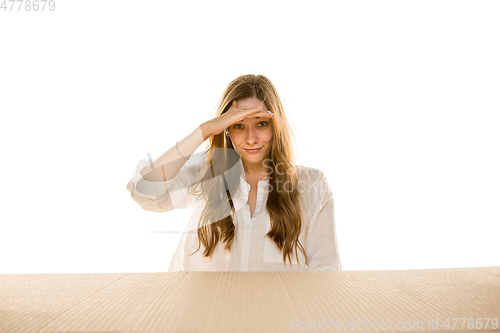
left=305, top=170, right=342, bottom=271
left=125, top=157, right=202, bottom=213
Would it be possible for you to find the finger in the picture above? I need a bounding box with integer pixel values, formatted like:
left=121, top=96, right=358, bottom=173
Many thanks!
left=244, top=106, right=263, bottom=113
left=237, top=108, right=260, bottom=121
left=241, top=108, right=275, bottom=120
left=263, top=110, right=275, bottom=117
left=255, top=109, right=275, bottom=118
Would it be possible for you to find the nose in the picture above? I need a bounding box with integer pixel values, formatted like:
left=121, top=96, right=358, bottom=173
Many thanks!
left=245, top=127, right=259, bottom=144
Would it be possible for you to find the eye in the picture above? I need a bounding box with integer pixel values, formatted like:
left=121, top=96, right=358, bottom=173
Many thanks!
left=233, top=122, right=268, bottom=129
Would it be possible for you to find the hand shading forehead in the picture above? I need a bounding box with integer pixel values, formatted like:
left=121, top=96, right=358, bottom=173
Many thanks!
left=236, top=117, right=269, bottom=123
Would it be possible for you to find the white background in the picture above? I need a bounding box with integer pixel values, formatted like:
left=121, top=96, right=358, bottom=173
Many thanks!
left=1, top=0, right=498, bottom=274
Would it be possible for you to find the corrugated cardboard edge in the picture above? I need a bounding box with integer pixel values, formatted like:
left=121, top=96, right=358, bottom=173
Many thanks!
left=1, top=266, right=499, bottom=333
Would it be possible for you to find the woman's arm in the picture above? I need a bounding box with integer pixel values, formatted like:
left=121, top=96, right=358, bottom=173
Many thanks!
left=305, top=171, right=342, bottom=271
left=141, top=122, right=213, bottom=182
left=125, top=122, right=213, bottom=213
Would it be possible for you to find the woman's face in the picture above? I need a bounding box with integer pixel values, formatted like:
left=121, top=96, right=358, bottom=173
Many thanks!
left=227, top=97, right=273, bottom=171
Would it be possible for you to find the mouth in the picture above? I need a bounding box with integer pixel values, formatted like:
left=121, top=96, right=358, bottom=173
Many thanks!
left=244, top=147, right=263, bottom=153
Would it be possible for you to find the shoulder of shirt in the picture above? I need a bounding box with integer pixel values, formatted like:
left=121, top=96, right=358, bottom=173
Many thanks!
left=295, top=164, right=325, bottom=180
left=294, top=165, right=327, bottom=195
left=294, top=165, right=326, bottom=208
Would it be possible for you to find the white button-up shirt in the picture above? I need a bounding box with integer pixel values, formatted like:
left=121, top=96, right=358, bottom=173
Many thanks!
left=126, top=153, right=341, bottom=272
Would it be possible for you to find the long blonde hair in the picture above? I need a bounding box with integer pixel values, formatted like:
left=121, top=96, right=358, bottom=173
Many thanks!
left=187, top=74, right=307, bottom=265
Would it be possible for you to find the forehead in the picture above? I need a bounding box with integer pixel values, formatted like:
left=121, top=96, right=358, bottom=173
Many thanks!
left=237, top=97, right=267, bottom=108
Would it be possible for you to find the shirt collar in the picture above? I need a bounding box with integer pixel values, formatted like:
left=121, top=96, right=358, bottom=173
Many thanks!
left=235, top=164, right=271, bottom=198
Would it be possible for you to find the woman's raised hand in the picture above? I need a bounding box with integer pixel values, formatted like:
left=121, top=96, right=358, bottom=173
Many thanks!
left=206, top=100, right=275, bottom=137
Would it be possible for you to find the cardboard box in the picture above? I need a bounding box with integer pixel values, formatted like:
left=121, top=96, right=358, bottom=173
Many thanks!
left=1, top=266, right=499, bottom=332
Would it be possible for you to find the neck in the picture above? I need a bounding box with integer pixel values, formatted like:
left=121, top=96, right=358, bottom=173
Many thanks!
left=242, top=154, right=272, bottom=180
left=244, top=165, right=271, bottom=181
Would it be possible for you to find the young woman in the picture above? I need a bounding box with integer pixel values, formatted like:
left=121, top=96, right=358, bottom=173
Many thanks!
left=126, top=74, right=341, bottom=272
